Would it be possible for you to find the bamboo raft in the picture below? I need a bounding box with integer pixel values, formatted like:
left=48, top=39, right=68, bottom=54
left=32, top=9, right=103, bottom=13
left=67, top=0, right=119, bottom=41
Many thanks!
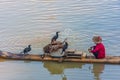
left=0, top=50, right=120, bottom=64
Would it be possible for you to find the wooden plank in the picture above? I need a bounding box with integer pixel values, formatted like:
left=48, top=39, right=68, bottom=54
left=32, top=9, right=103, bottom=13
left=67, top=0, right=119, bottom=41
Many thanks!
left=0, top=51, right=120, bottom=64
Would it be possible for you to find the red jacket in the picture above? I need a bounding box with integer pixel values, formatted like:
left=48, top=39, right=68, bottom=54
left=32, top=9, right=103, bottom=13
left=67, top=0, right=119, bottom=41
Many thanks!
left=91, top=43, right=105, bottom=59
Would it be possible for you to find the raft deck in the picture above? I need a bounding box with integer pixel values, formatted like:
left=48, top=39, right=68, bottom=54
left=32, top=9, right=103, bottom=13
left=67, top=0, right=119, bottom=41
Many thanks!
left=0, top=51, right=120, bottom=64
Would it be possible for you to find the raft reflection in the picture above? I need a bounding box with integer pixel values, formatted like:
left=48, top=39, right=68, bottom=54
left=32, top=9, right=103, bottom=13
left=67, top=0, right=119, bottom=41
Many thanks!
left=44, top=61, right=85, bottom=74
left=44, top=61, right=85, bottom=80
left=44, top=61, right=105, bottom=80
left=0, top=58, right=6, bottom=62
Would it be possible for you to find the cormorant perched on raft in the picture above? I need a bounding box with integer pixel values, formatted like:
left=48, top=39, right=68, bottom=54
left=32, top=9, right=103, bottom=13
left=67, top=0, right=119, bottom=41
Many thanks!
left=61, top=39, right=68, bottom=54
left=51, top=31, right=60, bottom=43
left=20, top=45, right=32, bottom=55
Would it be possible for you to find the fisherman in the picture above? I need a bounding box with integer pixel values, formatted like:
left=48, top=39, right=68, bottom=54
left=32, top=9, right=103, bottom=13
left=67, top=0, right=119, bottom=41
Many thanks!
left=88, top=36, right=106, bottom=59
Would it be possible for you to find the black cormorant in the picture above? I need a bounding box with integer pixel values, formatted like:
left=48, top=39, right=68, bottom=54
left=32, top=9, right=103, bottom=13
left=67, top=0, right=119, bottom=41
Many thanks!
left=21, top=45, right=31, bottom=54
left=61, top=40, right=68, bottom=54
left=51, top=31, right=60, bottom=43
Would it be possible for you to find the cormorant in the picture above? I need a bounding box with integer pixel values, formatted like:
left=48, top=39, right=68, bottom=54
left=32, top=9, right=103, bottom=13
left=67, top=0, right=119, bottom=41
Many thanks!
left=61, top=40, right=68, bottom=54
left=51, top=31, right=60, bottom=43
left=20, top=45, right=32, bottom=54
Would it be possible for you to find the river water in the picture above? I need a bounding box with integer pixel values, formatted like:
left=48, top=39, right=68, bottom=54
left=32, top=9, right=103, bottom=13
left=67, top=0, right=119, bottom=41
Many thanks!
left=0, top=0, right=120, bottom=80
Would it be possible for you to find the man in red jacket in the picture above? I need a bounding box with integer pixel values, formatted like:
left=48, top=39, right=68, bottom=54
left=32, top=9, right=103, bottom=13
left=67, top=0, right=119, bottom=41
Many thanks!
left=88, top=36, right=106, bottom=59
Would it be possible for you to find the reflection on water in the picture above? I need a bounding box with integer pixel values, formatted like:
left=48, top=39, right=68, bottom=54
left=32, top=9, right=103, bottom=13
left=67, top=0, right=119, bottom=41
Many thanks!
left=0, top=58, right=6, bottom=62
left=92, top=64, right=105, bottom=80
left=43, top=61, right=105, bottom=80
left=43, top=61, right=85, bottom=80
left=0, top=59, right=120, bottom=80
left=44, top=61, right=84, bottom=74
